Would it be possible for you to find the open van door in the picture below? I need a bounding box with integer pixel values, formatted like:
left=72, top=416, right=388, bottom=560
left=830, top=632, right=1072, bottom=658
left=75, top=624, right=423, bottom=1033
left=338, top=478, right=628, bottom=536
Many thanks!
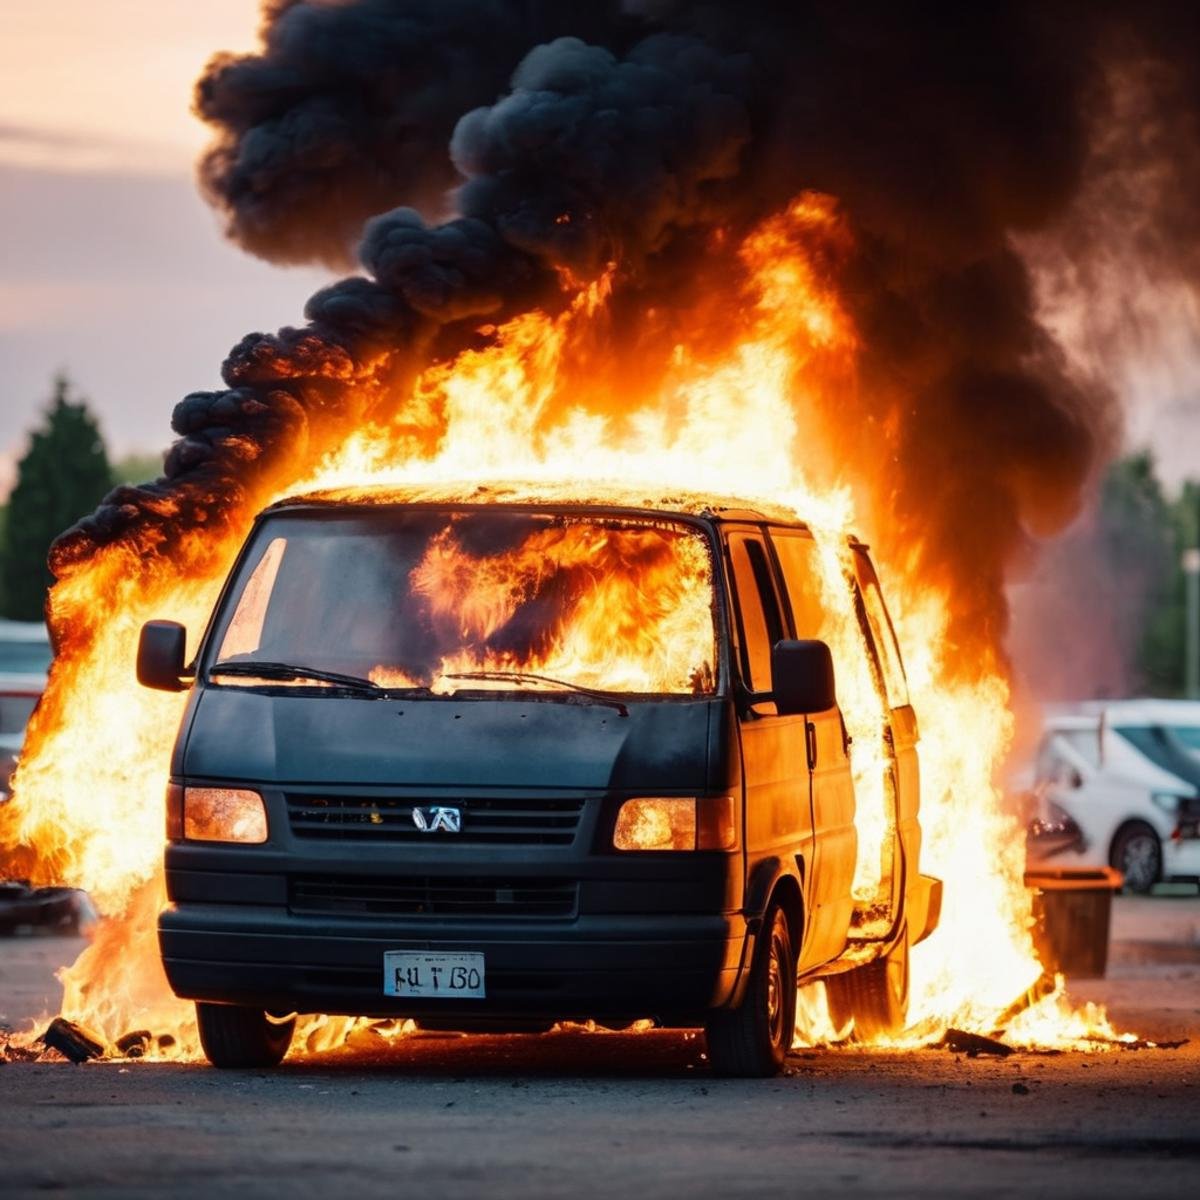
left=850, top=548, right=938, bottom=946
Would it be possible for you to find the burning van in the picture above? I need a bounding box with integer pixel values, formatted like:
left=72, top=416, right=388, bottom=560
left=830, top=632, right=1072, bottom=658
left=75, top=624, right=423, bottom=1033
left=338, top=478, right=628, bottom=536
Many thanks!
left=137, top=485, right=941, bottom=1076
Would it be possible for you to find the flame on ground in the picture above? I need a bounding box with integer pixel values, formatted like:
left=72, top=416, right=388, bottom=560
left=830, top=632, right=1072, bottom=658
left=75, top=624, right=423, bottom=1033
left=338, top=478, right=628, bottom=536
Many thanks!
left=0, top=194, right=1125, bottom=1060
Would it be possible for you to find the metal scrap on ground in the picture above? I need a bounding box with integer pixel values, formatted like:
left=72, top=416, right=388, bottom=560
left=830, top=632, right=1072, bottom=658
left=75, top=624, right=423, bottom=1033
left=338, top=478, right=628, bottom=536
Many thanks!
left=39, top=1017, right=107, bottom=1063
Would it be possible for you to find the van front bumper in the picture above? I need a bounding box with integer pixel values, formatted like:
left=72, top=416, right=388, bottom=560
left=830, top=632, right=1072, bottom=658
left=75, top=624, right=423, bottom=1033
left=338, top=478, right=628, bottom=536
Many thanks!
left=159, top=904, right=747, bottom=1025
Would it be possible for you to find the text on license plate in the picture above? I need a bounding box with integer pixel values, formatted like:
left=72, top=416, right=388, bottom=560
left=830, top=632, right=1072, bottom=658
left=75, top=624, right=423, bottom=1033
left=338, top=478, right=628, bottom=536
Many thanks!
left=383, top=951, right=486, bottom=998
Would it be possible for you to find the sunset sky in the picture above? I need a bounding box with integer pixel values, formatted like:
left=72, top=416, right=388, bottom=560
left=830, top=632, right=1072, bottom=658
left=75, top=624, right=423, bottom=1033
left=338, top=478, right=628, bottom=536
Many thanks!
left=0, top=1, right=1196, bottom=497
left=0, top=1, right=329, bottom=491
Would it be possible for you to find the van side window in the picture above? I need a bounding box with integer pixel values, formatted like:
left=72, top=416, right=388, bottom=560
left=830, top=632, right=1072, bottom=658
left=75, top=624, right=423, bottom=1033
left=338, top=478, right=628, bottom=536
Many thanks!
left=770, top=531, right=826, bottom=640
left=851, top=548, right=910, bottom=709
left=727, top=534, right=785, bottom=693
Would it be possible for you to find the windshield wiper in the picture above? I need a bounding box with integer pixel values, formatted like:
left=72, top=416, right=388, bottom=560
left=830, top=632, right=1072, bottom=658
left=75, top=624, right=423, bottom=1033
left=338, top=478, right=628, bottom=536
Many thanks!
left=210, top=660, right=381, bottom=693
left=442, top=671, right=629, bottom=716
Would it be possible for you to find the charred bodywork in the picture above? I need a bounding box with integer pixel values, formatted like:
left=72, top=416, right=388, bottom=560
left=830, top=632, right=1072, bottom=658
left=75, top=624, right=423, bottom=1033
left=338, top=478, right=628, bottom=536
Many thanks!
left=161, top=693, right=744, bottom=1024
left=150, top=493, right=940, bottom=1068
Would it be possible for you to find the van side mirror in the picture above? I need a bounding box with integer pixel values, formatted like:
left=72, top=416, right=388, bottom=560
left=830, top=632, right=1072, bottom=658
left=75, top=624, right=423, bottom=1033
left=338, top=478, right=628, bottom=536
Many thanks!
left=771, top=639, right=837, bottom=716
left=137, top=621, right=188, bottom=692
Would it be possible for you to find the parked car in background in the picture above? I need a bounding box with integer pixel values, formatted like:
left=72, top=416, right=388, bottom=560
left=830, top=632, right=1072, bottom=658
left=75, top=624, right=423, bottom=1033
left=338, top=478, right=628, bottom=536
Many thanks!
left=0, top=879, right=95, bottom=936
left=0, top=619, right=52, bottom=803
left=1026, top=701, right=1200, bottom=893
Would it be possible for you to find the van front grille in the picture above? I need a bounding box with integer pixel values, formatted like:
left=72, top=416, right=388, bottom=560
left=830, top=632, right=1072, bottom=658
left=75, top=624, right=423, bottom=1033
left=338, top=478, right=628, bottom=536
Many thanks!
left=289, top=875, right=578, bottom=919
left=284, top=794, right=585, bottom=845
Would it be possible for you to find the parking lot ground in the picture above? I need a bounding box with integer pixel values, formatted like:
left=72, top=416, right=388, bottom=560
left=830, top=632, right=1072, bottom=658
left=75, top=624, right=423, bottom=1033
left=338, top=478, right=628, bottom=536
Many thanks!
left=1, top=896, right=1198, bottom=1199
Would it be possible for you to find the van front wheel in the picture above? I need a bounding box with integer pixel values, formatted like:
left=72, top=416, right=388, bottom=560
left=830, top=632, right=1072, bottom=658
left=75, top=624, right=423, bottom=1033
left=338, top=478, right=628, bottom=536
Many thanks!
left=196, top=1002, right=295, bottom=1068
left=705, top=904, right=796, bottom=1077
left=825, top=925, right=909, bottom=1042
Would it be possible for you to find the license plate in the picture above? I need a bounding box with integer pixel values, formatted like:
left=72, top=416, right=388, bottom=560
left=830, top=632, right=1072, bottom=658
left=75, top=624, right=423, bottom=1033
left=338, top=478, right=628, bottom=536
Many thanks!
left=383, top=951, right=486, bottom=999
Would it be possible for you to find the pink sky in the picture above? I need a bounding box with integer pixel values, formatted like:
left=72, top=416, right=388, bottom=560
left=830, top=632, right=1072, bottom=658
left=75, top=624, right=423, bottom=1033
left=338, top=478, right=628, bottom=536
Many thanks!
left=0, top=1, right=329, bottom=493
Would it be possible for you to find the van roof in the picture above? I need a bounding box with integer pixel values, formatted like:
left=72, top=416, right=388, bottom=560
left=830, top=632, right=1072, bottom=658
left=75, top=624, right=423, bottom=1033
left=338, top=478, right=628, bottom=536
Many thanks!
left=267, top=481, right=848, bottom=534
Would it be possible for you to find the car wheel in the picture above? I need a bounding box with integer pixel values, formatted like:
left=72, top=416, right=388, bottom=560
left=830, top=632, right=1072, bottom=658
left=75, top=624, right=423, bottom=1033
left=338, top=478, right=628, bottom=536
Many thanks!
left=1112, top=823, right=1161, bottom=894
left=824, top=925, right=910, bottom=1041
left=705, top=903, right=796, bottom=1077
left=196, top=1002, right=295, bottom=1068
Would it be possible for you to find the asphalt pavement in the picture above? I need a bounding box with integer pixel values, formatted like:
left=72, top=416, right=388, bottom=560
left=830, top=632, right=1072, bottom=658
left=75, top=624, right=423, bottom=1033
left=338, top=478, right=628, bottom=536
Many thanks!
left=1, top=894, right=1198, bottom=1199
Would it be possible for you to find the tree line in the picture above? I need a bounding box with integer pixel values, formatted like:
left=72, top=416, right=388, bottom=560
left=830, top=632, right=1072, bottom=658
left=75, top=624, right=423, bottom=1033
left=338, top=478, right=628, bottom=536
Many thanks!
left=1098, top=453, right=1200, bottom=696
left=0, top=374, right=159, bottom=622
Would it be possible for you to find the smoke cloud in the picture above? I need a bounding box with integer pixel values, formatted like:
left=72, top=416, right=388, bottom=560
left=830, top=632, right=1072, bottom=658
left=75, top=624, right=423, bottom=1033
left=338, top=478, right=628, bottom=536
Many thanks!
left=55, top=0, right=1200, bottom=668
left=195, top=1, right=639, bottom=266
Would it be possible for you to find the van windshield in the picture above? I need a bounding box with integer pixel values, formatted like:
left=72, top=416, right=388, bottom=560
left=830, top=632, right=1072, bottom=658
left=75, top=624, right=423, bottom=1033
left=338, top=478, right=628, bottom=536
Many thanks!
left=210, top=508, right=718, bottom=697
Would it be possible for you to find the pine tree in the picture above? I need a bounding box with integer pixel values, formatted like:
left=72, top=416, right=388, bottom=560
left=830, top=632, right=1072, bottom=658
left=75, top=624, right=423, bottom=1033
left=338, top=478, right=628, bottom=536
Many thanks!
left=0, top=375, right=114, bottom=621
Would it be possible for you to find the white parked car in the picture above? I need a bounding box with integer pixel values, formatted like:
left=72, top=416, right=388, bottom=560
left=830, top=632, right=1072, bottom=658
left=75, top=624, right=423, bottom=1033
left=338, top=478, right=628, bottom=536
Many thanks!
left=0, top=619, right=52, bottom=802
left=1027, top=700, right=1200, bottom=893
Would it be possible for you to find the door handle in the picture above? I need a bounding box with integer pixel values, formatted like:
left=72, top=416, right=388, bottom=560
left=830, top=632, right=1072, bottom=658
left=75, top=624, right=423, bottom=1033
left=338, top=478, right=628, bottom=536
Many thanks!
left=806, top=721, right=818, bottom=771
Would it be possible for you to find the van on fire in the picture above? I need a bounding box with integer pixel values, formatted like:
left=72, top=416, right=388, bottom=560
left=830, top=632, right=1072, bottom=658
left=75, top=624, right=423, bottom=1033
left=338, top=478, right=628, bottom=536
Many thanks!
left=138, top=485, right=941, bottom=1076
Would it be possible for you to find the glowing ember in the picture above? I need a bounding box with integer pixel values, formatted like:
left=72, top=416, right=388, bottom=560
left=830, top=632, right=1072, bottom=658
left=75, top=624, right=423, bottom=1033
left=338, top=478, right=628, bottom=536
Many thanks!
left=0, top=194, right=1122, bottom=1058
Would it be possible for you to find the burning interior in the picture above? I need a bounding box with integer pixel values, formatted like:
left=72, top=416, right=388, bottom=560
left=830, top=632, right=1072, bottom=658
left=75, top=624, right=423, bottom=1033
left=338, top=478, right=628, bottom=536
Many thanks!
left=7, top=0, right=1200, bottom=1058
left=218, top=502, right=720, bottom=698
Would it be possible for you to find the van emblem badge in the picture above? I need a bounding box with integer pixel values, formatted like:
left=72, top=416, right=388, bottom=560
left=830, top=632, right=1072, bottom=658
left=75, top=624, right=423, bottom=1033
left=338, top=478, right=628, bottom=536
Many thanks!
left=412, top=805, right=462, bottom=833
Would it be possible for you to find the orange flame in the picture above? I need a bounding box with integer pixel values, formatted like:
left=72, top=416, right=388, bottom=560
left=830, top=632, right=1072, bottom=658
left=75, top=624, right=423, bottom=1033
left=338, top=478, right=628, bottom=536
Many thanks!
left=0, top=192, right=1123, bottom=1058
left=410, top=521, right=715, bottom=695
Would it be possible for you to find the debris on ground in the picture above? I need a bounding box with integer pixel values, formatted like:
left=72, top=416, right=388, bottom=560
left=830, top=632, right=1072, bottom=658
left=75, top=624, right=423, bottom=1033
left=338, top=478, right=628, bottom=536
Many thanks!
left=0, top=881, right=96, bottom=936
left=7, top=1021, right=185, bottom=1064
left=938, top=1028, right=1016, bottom=1058
left=0, top=1031, right=44, bottom=1063
left=115, top=1030, right=152, bottom=1058
left=40, top=1018, right=108, bottom=1063
left=931, top=1027, right=1189, bottom=1058
left=1113, top=1037, right=1189, bottom=1052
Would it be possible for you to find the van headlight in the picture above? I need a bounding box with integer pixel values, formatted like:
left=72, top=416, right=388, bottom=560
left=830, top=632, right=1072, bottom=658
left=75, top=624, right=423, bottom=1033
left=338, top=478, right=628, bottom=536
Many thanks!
left=172, top=786, right=268, bottom=844
left=613, top=796, right=735, bottom=851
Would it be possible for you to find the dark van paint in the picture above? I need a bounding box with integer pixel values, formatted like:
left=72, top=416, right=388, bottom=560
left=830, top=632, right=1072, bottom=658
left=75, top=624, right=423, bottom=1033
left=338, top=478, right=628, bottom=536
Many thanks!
left=146, top=495, right=941, bottom=1076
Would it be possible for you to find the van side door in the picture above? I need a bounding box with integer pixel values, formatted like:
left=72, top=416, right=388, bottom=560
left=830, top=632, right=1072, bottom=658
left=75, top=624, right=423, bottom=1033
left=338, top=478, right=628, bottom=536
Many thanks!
left=722, top=528, right=814, bottom=926
left=769, top=528, right=857, bottom=969
left=851, top=548, right=920, bottom=921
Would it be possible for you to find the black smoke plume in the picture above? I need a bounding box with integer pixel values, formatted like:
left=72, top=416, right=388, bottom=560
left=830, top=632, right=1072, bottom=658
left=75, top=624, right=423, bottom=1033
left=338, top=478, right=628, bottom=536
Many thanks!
left=195, top=1, right=640, bottom=266
left=56, top=0, right=1200, bottom=666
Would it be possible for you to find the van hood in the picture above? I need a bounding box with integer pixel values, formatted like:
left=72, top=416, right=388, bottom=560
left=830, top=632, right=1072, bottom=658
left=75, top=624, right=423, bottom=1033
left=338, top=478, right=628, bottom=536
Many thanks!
left=182, top=687, right=718, bottom=792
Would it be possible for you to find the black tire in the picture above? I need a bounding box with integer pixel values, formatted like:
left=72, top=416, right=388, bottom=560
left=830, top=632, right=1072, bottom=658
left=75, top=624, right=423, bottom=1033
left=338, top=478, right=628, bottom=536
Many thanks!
left=196, top=1002, right=295, bottom=1068
left=1112, top=822, right=1161, bottom=894
left=705, top=904, right=796, bottom=1077
left=825, top=925, right=910, bottom=1041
